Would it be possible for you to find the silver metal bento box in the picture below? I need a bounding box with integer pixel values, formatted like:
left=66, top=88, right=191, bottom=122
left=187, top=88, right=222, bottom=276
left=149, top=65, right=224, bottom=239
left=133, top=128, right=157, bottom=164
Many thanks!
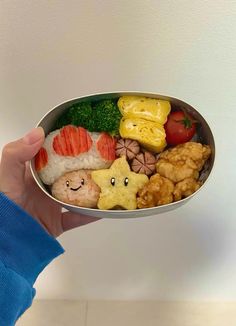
left=30, top=92, right=215, bottom=218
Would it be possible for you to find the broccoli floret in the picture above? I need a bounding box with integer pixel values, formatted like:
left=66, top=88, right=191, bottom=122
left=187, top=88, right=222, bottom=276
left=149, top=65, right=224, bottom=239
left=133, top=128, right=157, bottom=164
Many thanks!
left=55, top=101, right=95, bottom=131
left=54, top=98, right=122, bottom=135
left=93, top=99, right=121, bottom=135
left=55, top=111, right=72, bottom=129
left=68, top=102, right=95, bottom=131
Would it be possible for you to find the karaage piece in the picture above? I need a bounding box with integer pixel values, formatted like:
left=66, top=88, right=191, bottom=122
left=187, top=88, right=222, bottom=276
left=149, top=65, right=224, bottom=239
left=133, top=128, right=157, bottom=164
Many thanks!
left=173, top=178, right=201, bottom=201
left=137, top=173, right=175, bottom=208
left=156, top=142, right=211, bottom=183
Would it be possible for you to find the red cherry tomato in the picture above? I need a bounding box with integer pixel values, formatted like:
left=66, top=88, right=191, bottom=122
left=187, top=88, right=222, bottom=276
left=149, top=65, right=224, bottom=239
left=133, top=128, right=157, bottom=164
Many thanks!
left=164, top=111, right=196, bottom=146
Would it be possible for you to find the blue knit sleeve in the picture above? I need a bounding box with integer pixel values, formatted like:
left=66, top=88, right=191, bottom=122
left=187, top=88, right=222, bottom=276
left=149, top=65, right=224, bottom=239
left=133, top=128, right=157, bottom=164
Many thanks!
left=0, top=192, right=64, bottom=325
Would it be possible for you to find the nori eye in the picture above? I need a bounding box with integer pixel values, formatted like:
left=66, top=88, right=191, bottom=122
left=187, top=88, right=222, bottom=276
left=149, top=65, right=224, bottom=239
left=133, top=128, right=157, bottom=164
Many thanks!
left=66, top=181, right=70, bottom=187
left=124, top=177, right=129, bottom=186
left=110, top=177, right=115, bottom=186
left=81, top=178, right=85, bottom=185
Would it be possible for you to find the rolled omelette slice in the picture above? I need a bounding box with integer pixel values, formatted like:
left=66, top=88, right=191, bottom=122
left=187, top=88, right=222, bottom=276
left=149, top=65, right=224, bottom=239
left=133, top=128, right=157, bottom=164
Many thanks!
left=118, top=96, right=171, bottom=124
left=119, top=117, right=167, bottom=153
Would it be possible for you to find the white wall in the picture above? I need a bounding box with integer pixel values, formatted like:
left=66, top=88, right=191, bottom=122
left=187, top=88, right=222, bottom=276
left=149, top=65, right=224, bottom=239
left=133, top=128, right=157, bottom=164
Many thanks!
left=0, top=0, right=236, bottom=300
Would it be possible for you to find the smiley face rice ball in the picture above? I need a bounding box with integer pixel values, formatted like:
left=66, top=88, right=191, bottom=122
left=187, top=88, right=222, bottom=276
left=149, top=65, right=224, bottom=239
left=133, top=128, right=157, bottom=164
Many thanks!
left=51, top=170, right=101, bottom=208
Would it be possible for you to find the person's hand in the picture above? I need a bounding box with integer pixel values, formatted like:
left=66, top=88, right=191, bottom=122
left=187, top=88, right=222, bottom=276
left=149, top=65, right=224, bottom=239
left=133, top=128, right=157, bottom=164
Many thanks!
left=0, top=127, right=100, bottom=237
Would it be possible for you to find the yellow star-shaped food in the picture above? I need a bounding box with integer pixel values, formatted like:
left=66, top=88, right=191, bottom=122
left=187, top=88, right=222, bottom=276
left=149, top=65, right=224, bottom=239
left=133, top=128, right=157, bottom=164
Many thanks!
left=91, top=156, right=149, bottom=210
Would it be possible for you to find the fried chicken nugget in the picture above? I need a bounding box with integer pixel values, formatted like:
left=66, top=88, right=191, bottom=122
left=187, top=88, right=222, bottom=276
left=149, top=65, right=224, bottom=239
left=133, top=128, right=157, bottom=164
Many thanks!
left=156, top=142, right=211, bottom=183
left=173, top=178, right=201, bottom=201
left=137, top=173, right=175, bottom=208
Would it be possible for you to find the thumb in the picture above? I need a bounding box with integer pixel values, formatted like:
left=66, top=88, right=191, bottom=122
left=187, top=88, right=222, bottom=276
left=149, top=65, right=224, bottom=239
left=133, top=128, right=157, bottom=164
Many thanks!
left=0, top=127, right=45, bottom=189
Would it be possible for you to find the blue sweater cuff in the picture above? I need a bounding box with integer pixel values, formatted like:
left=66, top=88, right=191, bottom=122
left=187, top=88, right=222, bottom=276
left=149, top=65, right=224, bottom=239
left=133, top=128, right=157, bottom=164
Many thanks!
left=0, top=192, right=64, bottom=285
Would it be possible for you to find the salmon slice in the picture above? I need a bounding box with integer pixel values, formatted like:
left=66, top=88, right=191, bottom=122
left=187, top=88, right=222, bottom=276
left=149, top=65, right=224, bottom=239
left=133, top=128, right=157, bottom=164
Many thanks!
left=96, top=132, right=116, bottom=161
left=35, top=147, right=48, bottom=172
left=53, top=125, right=93, bottom=156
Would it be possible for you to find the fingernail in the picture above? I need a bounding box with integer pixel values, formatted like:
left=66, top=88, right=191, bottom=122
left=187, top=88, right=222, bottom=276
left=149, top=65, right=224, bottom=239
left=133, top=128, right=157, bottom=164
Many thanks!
left=23, top=127, right=45, bottom=145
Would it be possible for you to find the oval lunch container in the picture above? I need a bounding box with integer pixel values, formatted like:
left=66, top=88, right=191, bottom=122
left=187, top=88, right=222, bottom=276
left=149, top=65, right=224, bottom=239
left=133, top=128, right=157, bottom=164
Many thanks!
left=30, top=92, right=215, bottom=218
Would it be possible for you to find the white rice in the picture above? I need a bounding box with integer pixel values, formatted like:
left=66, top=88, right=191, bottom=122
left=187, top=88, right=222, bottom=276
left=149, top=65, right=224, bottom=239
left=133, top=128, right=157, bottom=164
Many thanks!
left=37, top=129, right=113, bottom=185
